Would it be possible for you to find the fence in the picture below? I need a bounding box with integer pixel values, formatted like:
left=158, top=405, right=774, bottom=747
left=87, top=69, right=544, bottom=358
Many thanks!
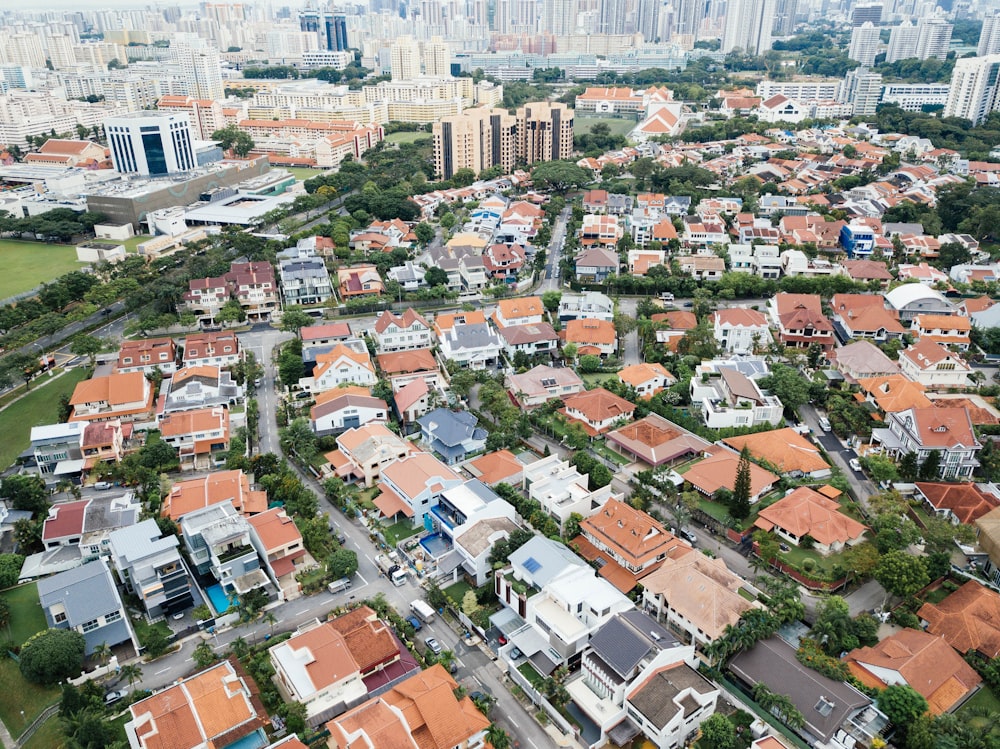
left=507, top=659, right=581, bottom=739
left=67, top=654, right=121, bottom=686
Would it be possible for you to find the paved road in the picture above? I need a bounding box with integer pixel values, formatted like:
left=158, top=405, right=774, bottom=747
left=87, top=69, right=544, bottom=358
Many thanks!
left=539, top=208, right=569, bottom=293
left=799, top=403, right=877, bottom=515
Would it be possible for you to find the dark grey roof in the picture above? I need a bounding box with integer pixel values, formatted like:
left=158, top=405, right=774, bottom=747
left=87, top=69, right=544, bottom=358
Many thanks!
left=628, top=663, right=715, bottom=730
left=418, top=408, right=481, bottom=447
left=590, top=611, right=679, bottom=678
left=37, top=559, right=123, bottom=625
left=82, top=494, right=139, bottom=534
left=446, top=323, right=501, bottom=351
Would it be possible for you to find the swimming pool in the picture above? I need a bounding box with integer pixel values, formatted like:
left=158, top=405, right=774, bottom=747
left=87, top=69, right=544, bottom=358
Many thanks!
left=205, top=583, right=235, bottom=615
left=220, top=728, right=268, bottom=749
left=419, top=532, right=452, bottom=557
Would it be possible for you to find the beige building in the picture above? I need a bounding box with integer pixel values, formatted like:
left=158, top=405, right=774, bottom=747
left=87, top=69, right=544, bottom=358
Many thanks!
left=422, top=36, right=450, bottom=77
left=516, top=101, right=574, bottom=164
left=390, top=35, right=421, bottom=80
left=432, top=107, right=517, bottom=179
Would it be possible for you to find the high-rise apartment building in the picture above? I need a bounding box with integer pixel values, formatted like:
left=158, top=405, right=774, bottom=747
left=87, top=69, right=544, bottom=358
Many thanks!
left=772, top=0, right=797, bottom=36
left=47, top=34, right=77, bottom=71
left=944, top=54, right=1000, bottom=125
left=979, top=12, right=1000, bottom=56
left=915, top=16, right=952, bottom=61
left=105, top=111, right=195, bottom=176
left=516, top=101, right=574, bottom=165
left=599, top=0, right=628, bottom=35
left=636, top=0, right=662, bottom=41
left=886, top=21, right=918, bottom=62
left=848, top=22, right=880, bottom=66
left=422, top=37, right=450, bottom=77
left=7, top=34, right=46, bottom=69
left=432, top=107, right=517, bottom=179
left=390, top=36, right=421, bottom=80
left=842, top=67, right=882, bottom=115
left=494, top=0, right=540, bottom=33
left=299, top=11, right=349, bottom=51
left=722, top=0, right=777, bottom=54
left=673, top=0, right=706, bottom=41
left=542, top=0, right=579, bottom=36
left=175, top=44, right=224, bottom=100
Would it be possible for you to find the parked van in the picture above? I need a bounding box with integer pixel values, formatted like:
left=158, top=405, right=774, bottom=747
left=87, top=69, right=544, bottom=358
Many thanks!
left=327, top=576, right=353, bottom=594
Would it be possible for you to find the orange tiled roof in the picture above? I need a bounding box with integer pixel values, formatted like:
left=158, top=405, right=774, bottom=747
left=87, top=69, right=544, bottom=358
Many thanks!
left=247, top=507, right=302, bottom=551
left=580, top=498, right=689, bottom=570
left=563, top=387, right=635, bottom=424
left=915, top=482, right=1000, bottom=525
left=857, top=375, right=932, bottom=413
left=723, top=428, right=829, bottom=474
left=919, top=580, right=1000, bottom=659
left=753, top=486, right=867, bottom=546
left=465, top=450, right=523, bottom=486
left=564, top=318, right=616, bottom=345
left=70, top=372, right=147, bottom=407
left=683, top=447, right=779, bottom=498
left=162, top=470, right=266, bottom=521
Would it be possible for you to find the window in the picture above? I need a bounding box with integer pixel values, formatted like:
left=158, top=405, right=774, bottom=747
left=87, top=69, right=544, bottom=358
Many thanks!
left=54, top=612, right=67, bottom=624
left=105, top=610, right=121, bottom=624
left=82, top=618, right=100, bottom=633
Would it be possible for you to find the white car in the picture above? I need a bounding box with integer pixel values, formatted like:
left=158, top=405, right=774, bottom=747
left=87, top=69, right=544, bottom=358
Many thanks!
left=849, top=458, right=863, bottom=472
left=425, top=637, right=443, bottom=655
left=818, top=417, right=832, bottom=432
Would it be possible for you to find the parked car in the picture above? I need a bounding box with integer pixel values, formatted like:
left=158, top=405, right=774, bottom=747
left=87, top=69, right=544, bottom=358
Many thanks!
left=679, top=529, right=697, bottom=545
left=510, top=646, right=523, bottom=660
left=405, top=615, right=422, bottom=632
left=105, top=690, right=128, bottom=705
left=818, top=416, right=832, bottom=432
left=849, top=458, right=862, bottom=472
left=779, top=543, right=791, bottom=552
left=94, top=481, right=112, bottom=490
left=425, top=636, right=442, bottom=655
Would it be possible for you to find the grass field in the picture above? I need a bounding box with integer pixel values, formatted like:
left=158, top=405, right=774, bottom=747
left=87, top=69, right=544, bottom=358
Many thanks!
left=0, top=239, right=81, bottom=300
left=19, top=715, right=65, bottom=749
left=385, top=131, right=432, bottom=144
left=0, top=658, right=60, bottom=737
left=121, top=235, right=152, bottom=253
left=0, top=367, right=90, bottom=470
left=0, top=582, right=45, bottom=647
left=283, top=166, right=328, bottom=181
left=574, top=116, right=636, bottom=137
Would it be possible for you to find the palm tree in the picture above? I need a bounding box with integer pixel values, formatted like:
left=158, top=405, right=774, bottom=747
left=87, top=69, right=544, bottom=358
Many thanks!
left=263, top=611, right=277, bottom=636
left=119, top=663, right=143, bottom=690
left=485, top=724, right=511, bottom=749
left=93, top=642, right=111, bottom=668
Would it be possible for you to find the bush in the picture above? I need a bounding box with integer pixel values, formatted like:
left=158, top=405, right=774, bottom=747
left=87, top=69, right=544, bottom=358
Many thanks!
left=891, top=610, right=921, bottom=629
left=19, top=628, right=86, bottom=685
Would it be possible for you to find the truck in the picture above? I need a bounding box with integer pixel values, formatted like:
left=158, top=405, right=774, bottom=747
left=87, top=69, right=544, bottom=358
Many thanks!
left=375, top=553, right=408, bottom=587
left=410, top=599, right=436, bottom=623
left=327, top=576, right=353, bottom=594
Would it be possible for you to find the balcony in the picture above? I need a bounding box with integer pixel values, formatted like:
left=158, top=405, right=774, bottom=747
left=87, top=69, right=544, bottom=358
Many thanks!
left=214, top=544, right=255, bottom=564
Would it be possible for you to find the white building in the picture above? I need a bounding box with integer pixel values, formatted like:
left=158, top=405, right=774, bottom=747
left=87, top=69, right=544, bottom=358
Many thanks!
left=848, top=23, right=880, bottom=67
left=690, top=359, right=783, bottom=430
left=721, top=0, right=776, bottom=55
left=105, top=111, right=195, bottom=176
left=710, top=308, right=771, bottom=354
left=944, top=55, right=1000, bottom=125
left=522, top=454, right=621, bottom=530
left=980, top=12, right=1000, bottom=56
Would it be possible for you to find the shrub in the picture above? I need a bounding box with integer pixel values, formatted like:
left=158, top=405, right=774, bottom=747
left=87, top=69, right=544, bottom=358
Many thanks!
left=19, top=628, right=86, bottom=685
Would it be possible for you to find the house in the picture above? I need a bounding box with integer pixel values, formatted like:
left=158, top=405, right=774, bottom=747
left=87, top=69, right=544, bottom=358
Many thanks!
left=483, top=243, right=526, bottom=282
left=845, top=629, right=981, bottom=714
left=652, top=310, right=698, bottom=351
left=753, top=486, right=867, bottom=555
left=248, top=507, right=309, bottom=601
left=830, top=294, right=906, bottom=342
left=493, top=296, right=545, bottom=329
left=913, top=313, right=972, bottom=350
left=376, top=348, right=442, bottom=393
left=108, top=519, right=194, bottom=618
left=522, top=454, right=621, bottom=529
left=758, top=95, right=807, bottom=123
left=433, top=309, right=486, bottom=337
left=179, top=501, right=271, bottom=601
left=768, top=293, right=835, bottom=350
left=689, top=362, right=783, bottom=430
left=465, top=449, right=524, bottom=487
left=678, top=254, right=726, bottom=281
left=618, top=362, right=676, bottom=399
left=393, top=378, right=432, bottom=424
left=558, top=291, right=614, bottom=322
left=641, top=553, right=760, bottom=648
left=831, top=340, right=900, bottom=382
left=498, top=322, right=559, bottom=358
left=710, top=308, right=770, bottom=354
left=310, top=388, right=388, bottom=435
left=183, top=331, right=242, bottom=368
left=386, top=261, right=425, bottom=290
left=575, top=248, right=619, bottom=282
left=324, top=665, right=488, bottom=749
left=898, top=262, right=949, bottom=285
left=115, top=338, right=178, bottom=375
left=624, top=660, right=720, bottom=749
left=42, top=493, right=140, bottom=559
left=724, top=428, right=831, bottom=478
left=300, top=323, right=352, bottom=360
left=918, top=580, right=1000, bottom=660
left=31, top=422, right=86, bottom=475
left=277, top=245, right=334, bottom=306
left=729, top=637, right=884, bottom=749
left=914, top=482, right=1000, bottom=525
left=606, top=414, right=710, bottom=468
left=580, top=214, right=623, bottom=248
left=564, top=318, right=618, bottom=358
left=323, top=423, right=412, bottom=487
left=373, top=452, right=463, bottom=526
left=227, top=261, right=280, bottom=323
left=336, top=265, right=383, bottom=299
left=26, top=139, right=107, bottom=166
left=161, top=469, right=267, bottom=521
left=506, top=365, right=584, bottom=408
left=840, top=223, right=876, bottom=257
left=37, top=558, right=139, bottom=656
left=561, top=387, right=635, bottom=436
left=683, top=447, right=779, bottom=503
left=125, top=659, right=270, bottom=749
left=69, top=372, right=155, bottom=422
left=418, top=408, right=488, bottom=464
left=371, top=309, right=433, bottom=352
left=573, top=498, right=692, bottom=593
left=438, top=322, right=503, bottom=369
left=454, top=516, right=522, bottom=586
left=857, top=375, right=932, bottom=414
left=161, top=366, right=244, bottom=413
left=899, top=339, right=972, bottom=389
left=842, top=259, right=893, bottom=285
left=159, top=406, right=230, bottom=470
left=884, top=284, right=953, bottom=322
left=310, top=343, right=377, bottom=392
left=727, top=243, right=781, bottom=279
left=872, top=406, right=981, bottom=479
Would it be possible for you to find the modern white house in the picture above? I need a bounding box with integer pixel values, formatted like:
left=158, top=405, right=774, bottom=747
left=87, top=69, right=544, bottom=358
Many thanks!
left=522, top=454, right=621, bottom=530
left=689, top=360, right=783, bottom=430
left=371, top=309, right=433, bottom=352
left=558, top=291, right=615, bottom=322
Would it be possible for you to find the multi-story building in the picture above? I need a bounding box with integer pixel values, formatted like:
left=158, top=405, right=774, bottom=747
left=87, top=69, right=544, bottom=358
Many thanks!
left=389, top=35, right=422, bottom=80
left=159, top=407, right=230, bottom=471
left=299, top=11, right=349, bottom=51
left=277, top=245, right=333, bottom=306
left=689, top=360, right=783, bottom=430
left=710, top=308, right=771, bottom=354
left=105, top=111, right=196, bottom=176
left=945, top=55, right=1000, bottom=125
left=372, top=309, right=434, bottom=352
left=325, top=423, right=413, bottom=488
left=432, top=107, right=517, bottom=179
left=115, top=338, right=178, bottom=376
left=68, top=372, right=155, bottom=423
left=872, top=407, right=981, bottom=479
left=722, top=0, right=776, bottom=55
left=179, top=500, right=270, bottom=601
left=879, top=82, right=950, bottom=112
left=516, top=101, right=574, bottom=164
left=886, top=21, right=920, bottom=63
left=30, top=422, right=86, bottom=475
left=916, top=16, right=953, bottom=61
left=522, top=454, right=621, bottom=529
left=980, top=12, right=1000, bottom=56
left=175, top=43, right=224, bottom=100
left=247, top=507, right=308, bottom=601
left=848, top=22, right=880, bottom=67
left=109, top=519, right=194, bottom=618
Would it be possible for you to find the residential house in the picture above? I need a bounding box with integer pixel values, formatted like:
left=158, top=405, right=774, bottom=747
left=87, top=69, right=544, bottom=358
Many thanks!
left=724, top=428, right=831, bottom=478
left=678, top=254, right=726, bottom=281
left=683, top=447, right=779, bottom=503
left=606, top=414, right=710, bottom=468
left=125, top=659, right=270, bottom=749
left=454, top=516, right=522, bottom=586
left=899, top=339, right=972, bottom=389
left=840, top=223, right=876, bottom=257
left=483, top=243, right=526, bottom=282
left=323, top=423, right=412, bottom=487
left=830, top=294, right=906, bottom=342
left=465, top=450, right=525, bottom=488
left=872, top=406, right=981, bottom=479
left=914, top=482, right=1000, bottom=525
left=624, top=659, right=720, bottom=749
left=898, top=262, right=949, bottom=284
left=394, top=378, right=432, bottom=424
left=730, top=637, right=885, bottom=749
left=913, top=313, right=972, bottom=350
left=42, top=493, right=140, bottom=557
left=324, top=665, right=488, bottom=749
left=310, top=388, right=388, bottom=436
left=652, top=310, right=698, bottom=351
left=161, top=366, right=244, bottom=414
left=580, top=214, right=623, bottom=249
left=493, top=296, right=545, bottom=329
left=753, top=486, right=868, bottom=554
left=37, top=558, right=139, bottom=656
left=710, top=308, right=771, bottom=354
left=425, top=480, right=518, bottom=578
left=159, top=406, right=230, bottom=470
left=522, top=455, right=621, bottom=530
left=386, top=261, right=425, bottom=291
left=768, top=293, right=835, bottom=351
left=857, top=375, right=933, bottom=414
left=433, top=310, right=486, bottom=337
left=575, top=248, right=619, bottom=282
left=844, top=629, right=981, bottom=714
left=373, top=452, right=463, bottom=526
left=108, top=519, right=194, bottom=618
left=183, top=331, right=243, bottom=368
left=80, top=421, right=127, bottom=470
left=418, top=408, right=488, bottom=464
left=641, top=553, right=760, bottom=648
left=618, top=362, right=676, bottom=399
left=842, top=259, right=893, bottom=286
left=631, top=215, right=679, bottom=249
left=918, top=580, right=1000, bottom=660
left=161, top=470, right=267, bottom=522
left=498, top=322, right=559, bottom=358
left=31, top=421, right=86, bottom=475
left=689, top=362, right=783, bottom=430
left=727, top=244, right=781, bottom=279
left=228, top=261, right=279, bottom=323
left=371, top=309, right=433, bottom=352
left=300, top=323, right=352, bottom=360
left=506, top=365, right=584, bottom=408
left=248, top=507, right=309, bottom=602
left=558, top=291, right=614, bottom=323
left=376, top=349, right=442, bottom=393
left=69, top=372, right=155, bottom=422
left=310, top=343, right=377, bottom=392
left=336, top=265, right=383, bottom=299
left=115, top=338, right=178, bottom=375
left=179, top=500, right=270, bottom=601
left=438, top=322, right=503, bottom=369
left=278, top=245, right=334, bottom=306
left=561, top=387, right=636, bottom=436
left=832, top=340, right=900, bottom=382
left=681, top=215, right=729, bottom=249
left=884, top=284, right=953, bottom=322
left=183, top=274, right=231, bottom=327
left=564, top=318, right=618, bottom=358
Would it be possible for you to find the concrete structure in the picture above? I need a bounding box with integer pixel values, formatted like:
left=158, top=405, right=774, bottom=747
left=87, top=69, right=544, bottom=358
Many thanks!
left=109, top=519, right=194, bottom=617
left=105, top=111, right=195, bottom=176
left=945, top=55, right=1000, bottom=125
left=522, top=454, right=621, bottom=530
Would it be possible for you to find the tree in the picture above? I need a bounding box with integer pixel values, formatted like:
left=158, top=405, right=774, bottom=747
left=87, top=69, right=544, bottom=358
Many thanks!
left=918, top=449, right=941, bottom=481
left=120, top=662, right=143, bottom=689
left=730, top=446, right=753, bottom=520
left=4, top=351, right=41, bottom=391
left=192, top=641, right=217, bottom=669
left=0, top=553, right=24, bottom=589
left=278, top=349, right=305, bottom=388
left=70, top=335, right=103, bottom=366
left=461, top=589, right=480, bottom=616
left=327, top=548, right=358, bottom=579
left=19, top=628, right=86, bottom=685
left=1, top=474, right=49, bottom=514
left=875, top=550, right=929, bottom=600
left=425, top=266, right=449, bottom=287
left=757, top=363, right=811, bottom=414
left=485, top=724, right=510, bottom=749
left=879, top=684, right=928, bottom=728
left=578, top=354, right=601, bottom=373
left=414, top=222, right=435, bottom=244
left=541, top=290, right=562, bottom=313
left=210, top=125, right=255, bottom=157
left=699, top=714, right=737, bottom=749
left=142, top=626, right=171, bottom=658
left=530, top=161, right=591, bottom=192
left=280, top=417, right=318, bottom=460
left=140, top=439, right=178, bottom=471
left=280, top=307, right=313, bottom=338
left=0, top=598, right=10, bottom=642
left=563, top=512, right=583, bottom=540
left=63, top=707, right=122, bottom=749
left=861, top=454, right=898, bottom=485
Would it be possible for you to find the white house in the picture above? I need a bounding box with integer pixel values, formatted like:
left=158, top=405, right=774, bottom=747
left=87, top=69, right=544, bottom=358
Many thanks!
left=438, top=322, right=503, bottom=370
left=558, top=291, right=615, bottom=323
left=522, top=454, right=621, bottom=530
left=310, top=389, right=388, bottom=435
left=371, top=308, right=433, bottom=352
left=309, top=341, right=377, bottom=393
left=689, top=360, right=783, bottom=430
left=899, top=339, right=972, bottom=389
left=710, top=308, right=771, bottom=354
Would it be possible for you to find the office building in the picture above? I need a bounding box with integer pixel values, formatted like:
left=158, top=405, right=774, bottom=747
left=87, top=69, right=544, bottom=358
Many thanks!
left=980, top=12, right=1000, bottom=56
left=722, top=0, right=777, bottom=54
left=516, top=101, right=574, bottom=164
left=886, top=21, right=919, bottom=62
left=175, top=43, right=224, bottom=100
left=422, top=36, right=450, bottom=77
left=390, top=35, right=421, bottom=80
left=299, top=11, right=349, bottom=51
left=105, top=111, right=196, bottom=176
left=944, top=54, right=1000, bottom=125
left=848, top=22, right=881, bottom=66
left=432, top=107, right=517, bottom=179
left=851, top=4, right=882, bottom=25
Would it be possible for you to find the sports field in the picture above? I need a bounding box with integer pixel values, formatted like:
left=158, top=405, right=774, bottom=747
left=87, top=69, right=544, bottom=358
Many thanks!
left=385, top=131, right=432, bottom=144
left=574, top=116, right=636, bottom=137
left=0, top=239, right=81, bottom=300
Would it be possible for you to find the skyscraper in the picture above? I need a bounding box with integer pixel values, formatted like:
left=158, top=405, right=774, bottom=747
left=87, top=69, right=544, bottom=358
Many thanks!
left=944, top=54, right=1000, bottom=125
left=851, top=4, right=882, bottom=25
left=979, top=12, right=1000, bottom=56
left=105, top=112, right=195, bottom=176
left=432, top=107, right=517, bottom=179
left=422, top=36, right=450, bottom=77
left=721, top=0, right=776, bottom=55
left=915, top=16, right=952, bottom=61
left=672, top=0, right=707, bottom=41
left=541, top=0, right=579, bottom=35
left=848, top=22, right=880, bottom=66
left=599, top=0, right=628, bottom=34
left=842, top=67, right=882, bottom=115
left=299, top=11, right=349, bottom=51
left=516, top=101, right=574, bottom=164
left=772, top=0, right=797, bottom=36
left=175, top=44, right=224, bottom=100
left=886, top=21, right=918, bottom=62
left=390, top=35, right=421, bottom=80
left=636, top=0, right=662, bottom=41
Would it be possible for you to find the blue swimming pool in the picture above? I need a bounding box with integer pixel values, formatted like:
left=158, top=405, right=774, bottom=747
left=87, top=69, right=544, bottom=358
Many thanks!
left=420, top=532, right=452, bottom=557
left=221, top=728, right=268, bottom=749
left=205, top=583, right=235, bottom=615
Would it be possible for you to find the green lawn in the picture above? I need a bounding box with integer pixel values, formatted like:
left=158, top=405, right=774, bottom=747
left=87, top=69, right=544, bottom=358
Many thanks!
left=444, top=580, right=474, bottom=605
left=131, top=617, right=171, bottom=650
left=592, top=440, right=630, bottom=466
left=121, top=235, right=153, bottom=253
left=0, top=658, right=60, bottom=737
left=924, top=586, right=950, bottom=605
left=958, top=686, right=1000, bottom=738
left=283, top=166, right=328, bottom=181
left=19, top=714, right=65, bottom=749
left=0, top=239, right=82, bottom=299
left=776, top=543, right=846, bottom=580
left=518, top=661, right=545, bottom=688
left=581, top=372, right=619, bottom=387
left=385, top=131, right=432, bottom=144
left=0, top=367, right=90, bottom=470
left=574, top=116, right=637, bottom=137
left=0, top=582, right=46, bottom=647
left=382, top=519, right=421, bottom=547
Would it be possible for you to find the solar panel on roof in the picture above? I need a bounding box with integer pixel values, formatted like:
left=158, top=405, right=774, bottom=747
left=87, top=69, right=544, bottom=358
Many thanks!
left=523, top=557, right=541, bottom=573
left=540, top=378, right=556, bottom=387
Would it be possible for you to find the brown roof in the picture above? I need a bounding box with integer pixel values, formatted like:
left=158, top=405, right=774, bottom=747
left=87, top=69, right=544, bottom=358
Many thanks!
left=374, top=308, right=431, bottom=334
left=159, top=407, right=229, bottom=440
left=580, top=498, right=690, bottom=571
left=326, top=606, right=400, bottom=676
left=905, top=406, right=978, bottom=449
left=275, top=622, right=359, bottom=693
left=606, top=413, right=710, bottom=466
left=919, top=580, right=1000, bottom=659
left=495, top=296, right=544, bottom=323
left=723, top=428, right=829, bottom=475
left=377, top=348, right=438, bottom=375
left=70, top=372, right=148, bottom=407
left=915, top=482, right=1000, bottom=524
left=381, top=452, right=460, bottom=500
left=247, top=507, right=302, bottom=552
left=711, top=308, right=768, bottom=327
left=618, top=362, right=674, bottom=390
left=683, top=448, right=779, bottom=498
left=651, top=310, right=698, bottom=329
left=858, top=375, right=932, bottom=413
left=162, top=470, right=267, bottom=521
left=116, top=337, right=176, bottom=370
left=465, top=450, right=523, bottom=486
left=753, top=486, right=867, bottom=546
left=902, top=339, right=969, bottom=370
left=562, top=387, right=635, bottom=429
left=842, top=259, right=893, bottom=280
